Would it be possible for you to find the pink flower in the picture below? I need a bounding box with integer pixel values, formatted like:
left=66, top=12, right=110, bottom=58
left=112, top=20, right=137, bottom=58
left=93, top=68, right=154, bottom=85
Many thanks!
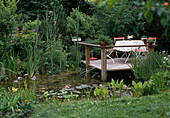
left=65, top=85, right=69, bottom=89
left=10, top=40, right=12, bottom=43
left=123, top=84, right=127, bottom=89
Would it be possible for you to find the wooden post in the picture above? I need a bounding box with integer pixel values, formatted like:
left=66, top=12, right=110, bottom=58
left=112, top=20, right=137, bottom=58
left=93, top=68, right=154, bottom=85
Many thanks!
left=85, top=46, right=90, bottom=79
left=101, top=47, right=107, bottom=81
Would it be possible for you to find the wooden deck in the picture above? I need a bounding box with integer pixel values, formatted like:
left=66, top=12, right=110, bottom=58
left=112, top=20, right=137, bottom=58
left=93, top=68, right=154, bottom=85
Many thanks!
left=78, top=41, right=156, bottom=81
left=82, top=58, right=132, bottom=71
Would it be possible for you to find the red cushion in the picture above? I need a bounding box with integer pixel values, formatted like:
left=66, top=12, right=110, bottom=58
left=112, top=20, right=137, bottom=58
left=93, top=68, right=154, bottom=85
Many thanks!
left=148, top=37, right=157, bottom=40
left=90, top=57, right=98, bottom=60
left=106, top=48, right=115, bottom=51
left=134, top=49, right=148, bottom=52
left=114, top=37, right=125, bottom=40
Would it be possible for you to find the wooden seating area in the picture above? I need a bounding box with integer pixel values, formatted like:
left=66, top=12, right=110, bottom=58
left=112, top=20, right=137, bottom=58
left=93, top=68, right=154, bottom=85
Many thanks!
left=78, top=41, right=157, bottom=81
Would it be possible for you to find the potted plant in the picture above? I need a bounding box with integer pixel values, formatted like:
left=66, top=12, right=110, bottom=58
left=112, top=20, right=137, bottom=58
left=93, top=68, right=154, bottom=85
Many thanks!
left=94, top=35, right=112, bottom=46
left=147, top=39, right=154, bottom=45
left=72, top=36, right=81, bottom=42
left=141, top=35, right=147, bottom=44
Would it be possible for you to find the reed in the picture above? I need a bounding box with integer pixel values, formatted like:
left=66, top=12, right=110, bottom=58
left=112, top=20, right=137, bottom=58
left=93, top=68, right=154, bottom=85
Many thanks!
left=130, top=52, right=165, bottom=81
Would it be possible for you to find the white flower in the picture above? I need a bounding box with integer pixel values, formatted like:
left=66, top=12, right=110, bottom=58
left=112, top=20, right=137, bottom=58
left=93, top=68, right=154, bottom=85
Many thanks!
left=24, top=74, right=28, bottom=77
left=163, top=57, right=168, bottom=60
left=17, top=77, right=22, bottom=80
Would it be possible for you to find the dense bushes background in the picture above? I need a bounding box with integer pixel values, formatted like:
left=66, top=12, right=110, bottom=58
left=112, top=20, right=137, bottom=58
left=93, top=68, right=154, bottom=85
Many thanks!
left=0, top=0, right=169, bottom=77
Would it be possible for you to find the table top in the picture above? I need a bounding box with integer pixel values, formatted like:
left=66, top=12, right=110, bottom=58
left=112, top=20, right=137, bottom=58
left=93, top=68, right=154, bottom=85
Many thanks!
left=114, top=40, right=146, bottom=52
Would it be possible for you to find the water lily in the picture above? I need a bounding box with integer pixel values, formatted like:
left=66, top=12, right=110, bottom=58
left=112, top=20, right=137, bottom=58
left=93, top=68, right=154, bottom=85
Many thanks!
left=12, top=87, right=17, bottom=92
left=32, top=76, right=36, bottom=81
left=65, top=85, right=69, bottom=89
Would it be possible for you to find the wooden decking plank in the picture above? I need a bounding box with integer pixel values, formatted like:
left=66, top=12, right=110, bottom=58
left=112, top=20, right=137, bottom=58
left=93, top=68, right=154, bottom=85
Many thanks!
left=82, top=58, right=132, bottom=71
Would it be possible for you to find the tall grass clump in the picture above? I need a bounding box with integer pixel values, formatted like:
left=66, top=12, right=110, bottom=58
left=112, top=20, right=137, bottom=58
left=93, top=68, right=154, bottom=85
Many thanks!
left=131, top=51, right=168, bottom=81
left=39, top=6, right=68, bottom=74
left=25, top=42, right=47, bottom=79
left=0, top=49, right=22, bottom=80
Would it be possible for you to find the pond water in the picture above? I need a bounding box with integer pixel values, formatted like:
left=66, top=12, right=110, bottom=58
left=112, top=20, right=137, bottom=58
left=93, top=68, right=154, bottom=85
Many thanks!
left=0, top=70, right=134, bottom=99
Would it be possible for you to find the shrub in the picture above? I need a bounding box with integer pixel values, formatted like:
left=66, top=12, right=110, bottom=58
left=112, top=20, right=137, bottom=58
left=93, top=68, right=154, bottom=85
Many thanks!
left=0, top=0, right=18, bottom=36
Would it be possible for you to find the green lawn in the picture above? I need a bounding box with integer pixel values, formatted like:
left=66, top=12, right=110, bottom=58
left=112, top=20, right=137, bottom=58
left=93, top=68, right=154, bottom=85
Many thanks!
left=31, top=91, right=170, bottom=118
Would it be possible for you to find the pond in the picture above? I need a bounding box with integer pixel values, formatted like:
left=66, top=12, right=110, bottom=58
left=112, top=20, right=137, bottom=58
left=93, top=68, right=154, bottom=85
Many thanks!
left=0, top=70, right=134, bottom=99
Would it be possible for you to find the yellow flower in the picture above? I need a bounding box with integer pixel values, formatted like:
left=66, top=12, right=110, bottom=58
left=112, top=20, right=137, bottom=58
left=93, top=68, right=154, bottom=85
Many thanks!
left=12, top=87, right=17, bottom=92
left=12, top=113, right=15, bottom=116
left=17, top=109, right=21, bottom=111
left=25, top=100, right=29, bottom=102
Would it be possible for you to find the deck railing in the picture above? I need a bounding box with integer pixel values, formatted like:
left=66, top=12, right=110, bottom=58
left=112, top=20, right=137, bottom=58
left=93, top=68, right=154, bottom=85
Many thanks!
left=78, top=42, right=157, bottom=81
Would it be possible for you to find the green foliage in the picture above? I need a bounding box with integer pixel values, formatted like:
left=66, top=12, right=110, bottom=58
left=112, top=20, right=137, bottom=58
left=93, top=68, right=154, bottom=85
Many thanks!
left=141, top=35, right=147, bottom=38
left=150, top=70, right=167, bottom=93
left=134, top=0, right=170, bottom=27
left=94, top=85, right=109, bottom=100
left=67, top=8, right=98, bottom=40
left=25, top=44, right=47, bottom=79
left=39, top=9, right=68, bottom=73
left=0, top=0, right=18, bottom=36
left=94, top=34, right=112, bottom=44
left=0, top=62, right=9, bottom=81
left=147, top=39, right=154, bottom=42
left=108, top=79, right=125, bottom=97
left=23, top=19, right=41, bottom=33
left=143, top=80, right=154, bottom=95
left=0, top=87, right=34, bottom=117
left=93, top=1, right=146, bottom=38
left=94, top=79, right=126, bottom=99
left=130, top=80, right=153, bottom=97
left=42, top=90, right=58, bottom=103
left=0, top=49, right=23, bottom=79
left=16, top=0, right=92, bottom=20
left=131, top=52, right=167, bottom=81
left=16, top=0, right=59, bottom=20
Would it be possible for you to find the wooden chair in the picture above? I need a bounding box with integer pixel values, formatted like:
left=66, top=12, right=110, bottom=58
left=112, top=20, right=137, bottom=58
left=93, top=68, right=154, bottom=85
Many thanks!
left=106, top=37, right=125, bottom=63
left=114, top=37, right=125, bottom=42
left=106, top=48, right=118, bottom=63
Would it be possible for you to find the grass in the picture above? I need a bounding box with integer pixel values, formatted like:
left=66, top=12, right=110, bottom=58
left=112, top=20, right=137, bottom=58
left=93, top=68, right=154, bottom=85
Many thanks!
left=30, top=90, right=170, bottom=118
